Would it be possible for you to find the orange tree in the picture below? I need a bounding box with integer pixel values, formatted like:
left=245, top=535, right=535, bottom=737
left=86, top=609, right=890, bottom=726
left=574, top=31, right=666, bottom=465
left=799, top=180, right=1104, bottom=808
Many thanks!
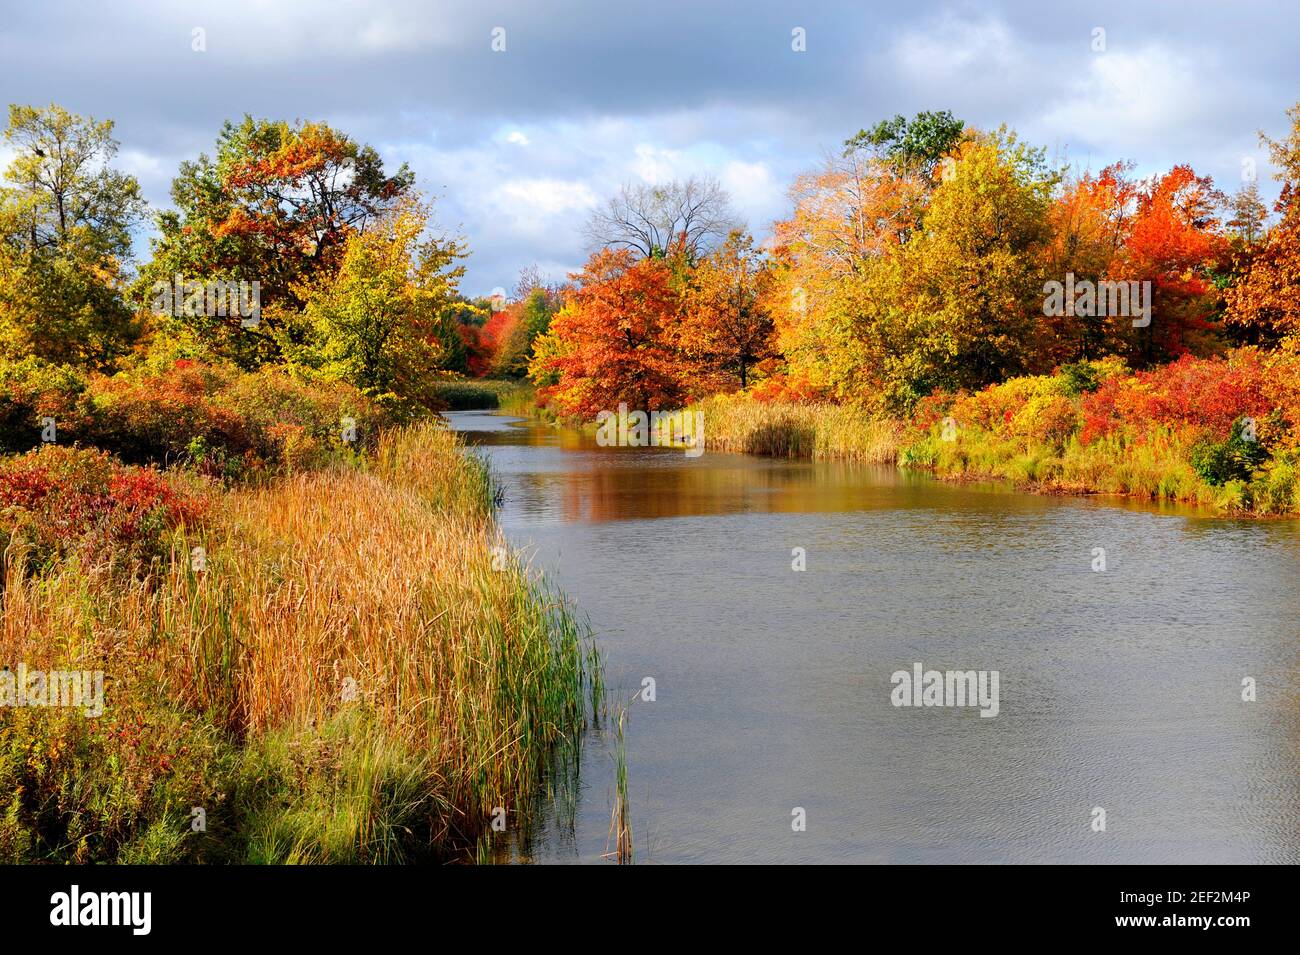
left=1118, top=165, right=1227, bottom=363
left=142, top=117, right=414, bottom=367
left=528, top=249, right=693, bottom=418
left=679, top=232, right=775, bottom=390
left=1227, top=103, right=1300, bottom=350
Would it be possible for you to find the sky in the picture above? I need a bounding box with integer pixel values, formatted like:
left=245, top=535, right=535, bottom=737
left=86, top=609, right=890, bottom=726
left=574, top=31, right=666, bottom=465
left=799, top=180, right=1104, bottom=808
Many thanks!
left=2, top=0, right=1298, bottom=295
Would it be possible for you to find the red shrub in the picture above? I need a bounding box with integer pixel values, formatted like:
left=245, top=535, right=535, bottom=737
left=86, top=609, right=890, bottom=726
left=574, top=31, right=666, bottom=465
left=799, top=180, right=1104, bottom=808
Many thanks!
left=0, top=446, right=208, bottom=570
left=1080, top=350, right=1277, bottom=444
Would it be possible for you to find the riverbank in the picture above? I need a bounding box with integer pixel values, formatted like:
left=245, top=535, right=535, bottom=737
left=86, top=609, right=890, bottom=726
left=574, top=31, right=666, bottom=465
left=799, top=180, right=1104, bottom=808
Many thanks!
left=0, top=421, right=599, bottom=863
left=698, top=352, right=1298, bottom=516
left=511, top=348, right=1299, bottom=517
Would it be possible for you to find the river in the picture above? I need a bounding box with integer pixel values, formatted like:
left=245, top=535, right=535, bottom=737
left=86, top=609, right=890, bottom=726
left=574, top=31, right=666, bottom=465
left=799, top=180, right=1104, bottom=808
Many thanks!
left=446, top=410, right=1299, bottom=865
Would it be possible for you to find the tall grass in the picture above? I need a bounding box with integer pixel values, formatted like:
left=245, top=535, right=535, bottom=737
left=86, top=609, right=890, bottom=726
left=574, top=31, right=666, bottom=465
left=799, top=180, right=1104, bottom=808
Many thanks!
left=688, top=393, right=902, bottom=463
left=1, top=421, right=600, bottom=862
left=605, top=708, right=632, bottom=864
left=431, top=378, right=534, bottom=411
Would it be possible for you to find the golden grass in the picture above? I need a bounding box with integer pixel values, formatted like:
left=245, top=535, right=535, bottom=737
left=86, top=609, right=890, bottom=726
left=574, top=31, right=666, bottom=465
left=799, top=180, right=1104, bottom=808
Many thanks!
left=1, top=421, right=598, bottom=861
left=689, top=393, right=902, bottom=463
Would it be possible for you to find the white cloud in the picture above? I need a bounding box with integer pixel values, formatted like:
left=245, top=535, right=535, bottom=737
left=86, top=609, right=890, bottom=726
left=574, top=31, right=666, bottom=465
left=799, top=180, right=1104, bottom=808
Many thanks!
left=894, top=13, right=1018, bottom=80
left=1040, top=46, right=1203, bottom=152
left=487, top=178, right=598, bottom=234
left=718, top=160, right=781, bottom=224
left=630, top=143, right=687, bottom=183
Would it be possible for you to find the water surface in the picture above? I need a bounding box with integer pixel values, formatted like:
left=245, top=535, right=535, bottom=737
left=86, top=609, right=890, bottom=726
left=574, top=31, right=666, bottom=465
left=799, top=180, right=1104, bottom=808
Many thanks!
left=447, top=410, right=1299, bottom=864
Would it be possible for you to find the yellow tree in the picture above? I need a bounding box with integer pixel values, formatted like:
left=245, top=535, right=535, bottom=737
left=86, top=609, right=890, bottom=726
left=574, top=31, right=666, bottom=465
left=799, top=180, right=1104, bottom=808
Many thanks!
left=679, top=232, right=775, bottom=390
left=881, top=129, right=1059, bottom=405
left=290, top=198, right=466, bottom=414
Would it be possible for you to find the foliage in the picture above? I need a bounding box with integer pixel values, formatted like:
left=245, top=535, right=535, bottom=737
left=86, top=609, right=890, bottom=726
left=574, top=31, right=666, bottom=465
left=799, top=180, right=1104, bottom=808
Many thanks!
left=1190, top=417, right=1271, bottom=486
left=289, top=200, right=466, bottom=416
left=141, top=116, right=415, bottom=367
left=679, top=232, right=775, bottom=390
left=0, top=105, right=146, bottom=369
left=0, top=445, right=208, bottom=570
left=529, top=249, right=694, bottom=417
left=1225, top=104, right=1300, bottom=349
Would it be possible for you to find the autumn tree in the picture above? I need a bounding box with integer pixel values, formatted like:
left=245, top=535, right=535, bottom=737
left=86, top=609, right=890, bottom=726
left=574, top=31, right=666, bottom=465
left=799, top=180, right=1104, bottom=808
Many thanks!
left=528, top=249, right=689, bottom=417
left=143, top=116, right=415, bottom=367
left=768, top=142, right=926, bottom=401
left=1119, top=165, right=1226, bottom=362
left=1226, top=181, right=1269, bottom=245
left=289, top=199, right=466, bottom=414
left=872, top=129, right=1058, bottom=406
left=680, top=232, right=774, bottom=389
left=1038, top=162, right=1136, bottom=364
left=492, top=286, right=559, bottom=378
left=1226, top=102, right=1300, bottom=349
left=584, top=176, right=739, bottom=261
left=765, top=112, right=970, bottom=405
left=0, top=104, right=145, bottom=368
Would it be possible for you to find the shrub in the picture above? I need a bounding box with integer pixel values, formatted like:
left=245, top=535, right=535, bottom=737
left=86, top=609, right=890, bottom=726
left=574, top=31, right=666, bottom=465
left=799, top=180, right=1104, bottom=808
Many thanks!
left=0, top=445, right=208, bottom=571
left=1189, top=417, right=1271, bottom=486
left=0, top=357, right=95, bottom=453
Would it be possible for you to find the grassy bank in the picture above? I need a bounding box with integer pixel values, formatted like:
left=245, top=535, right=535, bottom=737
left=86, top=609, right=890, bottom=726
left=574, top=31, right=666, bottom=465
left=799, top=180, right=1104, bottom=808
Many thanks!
left=676, top=349, right=1300, bottom=516
left=902, top=350, right=1299, bottom=515
left=430, top=378, right=535, bottom=411
left=689, top=392, right=902, bottom=462
left=1, top=422, right=600, bottom=863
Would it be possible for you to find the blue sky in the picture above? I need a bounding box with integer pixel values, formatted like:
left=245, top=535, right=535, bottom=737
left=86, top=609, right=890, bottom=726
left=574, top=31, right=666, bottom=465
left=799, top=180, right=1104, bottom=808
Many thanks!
left=3, top=0, right=1298, bottom=294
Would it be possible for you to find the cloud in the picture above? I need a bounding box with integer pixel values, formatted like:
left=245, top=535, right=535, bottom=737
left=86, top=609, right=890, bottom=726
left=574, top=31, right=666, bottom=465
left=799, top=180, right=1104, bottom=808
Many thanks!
left=488, top=178, right=598, bottom=231
left=1040, top=46, right=1204, bottom=158
left=3, top=0, right=1299, bottom=292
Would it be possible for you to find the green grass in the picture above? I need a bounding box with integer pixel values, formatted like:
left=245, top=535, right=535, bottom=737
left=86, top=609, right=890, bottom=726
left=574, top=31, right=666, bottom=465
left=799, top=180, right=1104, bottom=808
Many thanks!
left=431, top=378, right=534, bottom=411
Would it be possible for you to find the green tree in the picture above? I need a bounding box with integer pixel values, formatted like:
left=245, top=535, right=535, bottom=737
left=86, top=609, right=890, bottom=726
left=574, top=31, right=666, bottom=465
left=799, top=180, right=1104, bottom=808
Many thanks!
left=844, top=110, right=967, bottom=177
left=290, top=200, right=466, bottom=415
left=0, top=104, right=145, bottom=368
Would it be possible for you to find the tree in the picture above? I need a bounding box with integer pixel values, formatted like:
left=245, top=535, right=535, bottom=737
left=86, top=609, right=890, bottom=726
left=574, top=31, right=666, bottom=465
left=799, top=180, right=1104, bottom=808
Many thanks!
left=1, top=104, right=145, bottom=259
left=877, top=129, right=1059, bottom=406
left=681, top=232, right=774, bottom=389
left=584, top=176, right=739, bottom=261
left=1120, top=165, right=1226, bottom=362
left=142, top=116, right=415, bottom=367
left=528, top=249, right=689, bottom=417
left=844, top=110, right=967, bottom=178
left=1226, top=102, right=1300, bottom=349
left=1226, top=181, right=1269, bottom=244
left=492, top=286, right=559, bottom=379
left=1038, top=163, right=1136, bottom=364
left=767, top=138, right=932, bottom=403
left=289, top=199, right=466, bottom=414
left=0, top=104, right=145, bottom=368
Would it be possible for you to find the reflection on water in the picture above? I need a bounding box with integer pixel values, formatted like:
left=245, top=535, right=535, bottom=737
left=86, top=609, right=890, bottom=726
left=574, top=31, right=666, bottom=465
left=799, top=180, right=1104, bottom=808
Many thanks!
left=448, top=410, right=1300, bottom=864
